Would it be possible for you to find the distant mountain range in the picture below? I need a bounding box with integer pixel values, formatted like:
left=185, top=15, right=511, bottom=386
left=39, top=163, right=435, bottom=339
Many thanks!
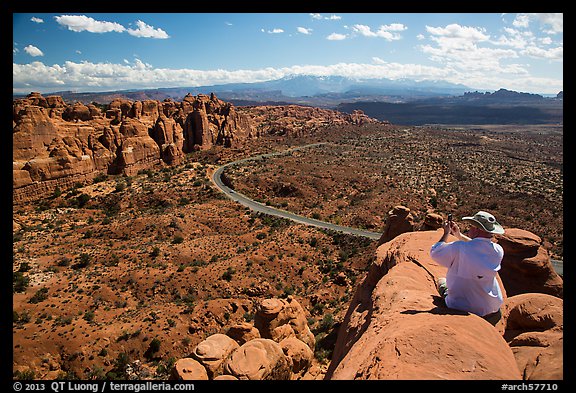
left=13, top=75, right=475, bottom=105
left=13, top=75, right=562, bottom=125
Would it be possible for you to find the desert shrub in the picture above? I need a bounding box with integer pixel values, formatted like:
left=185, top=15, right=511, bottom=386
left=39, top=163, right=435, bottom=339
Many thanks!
left=13, top=271, right=29, bottom=293
left=73, top=253, right=91, bottom=269
left=29, top=287, right=48, bottom=304
left=145, top=337, right=162, bottom=359
left=221, top=267, right=235, bottom=281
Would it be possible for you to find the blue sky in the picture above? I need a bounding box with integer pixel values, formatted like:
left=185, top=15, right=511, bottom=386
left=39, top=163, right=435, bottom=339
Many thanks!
left=13, top=13, right=563, bottom=95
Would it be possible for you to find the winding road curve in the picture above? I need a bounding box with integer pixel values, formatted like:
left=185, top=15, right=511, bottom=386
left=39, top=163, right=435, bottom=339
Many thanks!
left=210, top=143, right=563, bottom=275
left=211, top=143, right=382, bottom=240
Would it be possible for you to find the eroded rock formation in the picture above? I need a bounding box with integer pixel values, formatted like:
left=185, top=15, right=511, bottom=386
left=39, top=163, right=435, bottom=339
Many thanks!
left=13, top=92, right=257, bottom=203
left=171, top=296, right=316, bottom=380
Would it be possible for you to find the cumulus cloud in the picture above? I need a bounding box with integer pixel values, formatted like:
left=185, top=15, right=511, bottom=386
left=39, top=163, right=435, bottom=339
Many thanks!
left=54, top=15, right=126, bottom=33
left=262, top=28, right=284, bottom=34
left=127, top=20, right=169, bottom=39
left=310, top=13, right=341, bottom=20
left=513, top=13, right=563, bottom=34
left=352, top=23, right=406, bottom=41
left=426, top=23, right=489, bottom=42
left=326, top=33, right=346, bottom=41
left=23, top=45, right=44, bottom=57
left=53, top=15, right=169, bottom=39
left=493, top=23, right=562, bottom=61
left=297, top=27, right=312, bottom=35
left=12, top=59, right=562, bottom=95
left=30, top=17, right=44, bottom=23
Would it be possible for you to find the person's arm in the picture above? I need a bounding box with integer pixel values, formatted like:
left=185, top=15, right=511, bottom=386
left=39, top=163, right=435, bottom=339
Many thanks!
left=437, top=220, right=451, bottom=243
left=431, top=221, right=456, bottom=267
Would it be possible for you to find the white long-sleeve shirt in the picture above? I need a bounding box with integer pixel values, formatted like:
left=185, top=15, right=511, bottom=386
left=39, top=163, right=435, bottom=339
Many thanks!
left=430, top=237, right=504, bottom=317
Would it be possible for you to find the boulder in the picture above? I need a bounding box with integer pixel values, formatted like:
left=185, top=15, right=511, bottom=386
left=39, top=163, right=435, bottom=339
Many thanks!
left=191, top=333, right=240, bottom=378
left=280, top=336, right=314, bottom=379
left=225, top=322, right=261, bottom=345
left=495, top=229, right=563, bottom=298
left=377, top=205, right=415, bottom=245
left=499, top=293, right=563, bottom=380
left=170, top=358, right=209, bottom=380
left=253, top=297, right=315, bottom=350
left=419, top=212, right=444, bottom=231
left=222, top=338, right=292, bottom=380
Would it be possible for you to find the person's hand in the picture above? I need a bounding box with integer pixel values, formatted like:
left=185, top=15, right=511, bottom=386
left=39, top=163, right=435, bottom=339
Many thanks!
left=442, top=219, right=451, bottom=236
left=449, top=221, right=461, bottom=238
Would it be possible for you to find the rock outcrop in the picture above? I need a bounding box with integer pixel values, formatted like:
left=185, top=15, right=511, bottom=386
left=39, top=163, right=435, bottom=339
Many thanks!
left=327, top=230, right=522, bottom=380
left=171, top=296, right=316, bottom=381
left=494, top=229, right=563, bottom=298
left=497, top=293, right=563, bottom=380
left=238, top=104, right=379, bottom=138
left=325, top=228, right=562, bottom=380
left=13, top=92, right=257, bottom=203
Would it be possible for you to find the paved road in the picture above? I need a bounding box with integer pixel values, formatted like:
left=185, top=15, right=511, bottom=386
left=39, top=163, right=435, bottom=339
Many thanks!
left=211, top=143, right=382, bottom=240
left=211, top=144, right=563, bottom=274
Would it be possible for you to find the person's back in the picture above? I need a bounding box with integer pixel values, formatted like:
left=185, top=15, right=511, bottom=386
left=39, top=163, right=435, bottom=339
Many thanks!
left=431, top=236, right=503, bottom=316
left=430, top=211, right=505, bottom=321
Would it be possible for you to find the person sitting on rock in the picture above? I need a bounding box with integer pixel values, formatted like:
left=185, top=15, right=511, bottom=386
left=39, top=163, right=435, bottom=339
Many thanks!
left=430, top=211, right=505, bottom=325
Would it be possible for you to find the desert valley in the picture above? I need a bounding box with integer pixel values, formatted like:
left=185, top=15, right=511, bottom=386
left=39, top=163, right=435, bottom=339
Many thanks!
left=12, top=91, right=563, bottom=381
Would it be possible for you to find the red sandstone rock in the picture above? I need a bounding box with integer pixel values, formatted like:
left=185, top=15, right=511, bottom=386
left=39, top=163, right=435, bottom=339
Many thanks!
left=280, top=336, right=314, bottom=379
left=499, top=293, right=563, bottom=380
left=377, top=205, right=415, bottom=245
left=495, top=229, right=563, bottom=298
left=225, top=322, right=261, bottom=345
left=222, top=338, right=292, bottom=380
left=327, top=230, right=522, bottom=380
left=170, top=358, right=209, bottom=380
left=191, top=333, right=240, bottom=379
left=253, top=296, right=315, bottom=350
left=12, top=92, right=256, bottom=203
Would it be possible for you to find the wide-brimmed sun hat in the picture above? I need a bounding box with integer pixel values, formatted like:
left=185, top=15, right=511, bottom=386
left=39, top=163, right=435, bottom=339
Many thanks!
left=462, top=211, right=505, bottom=234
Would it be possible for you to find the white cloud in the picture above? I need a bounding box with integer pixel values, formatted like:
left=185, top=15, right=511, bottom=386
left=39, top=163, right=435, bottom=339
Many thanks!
left=310, top=13, right=341, bottom=20
left=12, top=59, right=563, bottom=95
left=54, top=15, right=126, bottom=33
left=326, top=33, right=346, bottom=41
left=23, top=45, right=44, bottom=57
left=493, top=24, right=562, bottom=62
left=53, top=15, right=170, bottom=39
left=537, top=13, right=563, bottom=33
left=262, top=28, right=284, bottom=34
left=297, top=27, right=312, bottom=35
left=30, top=17, right=44, bottom=24
left=512, top=14, right=531, bottom=28
left=522, top=45, right=563, bottom=60
left=127, top=20, right=169, bottom=39
left=426, top=23, right=489, bottom=42
left=352, top=23, right=406, bottom=41
left=513, top=13, right=563, bottom=34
